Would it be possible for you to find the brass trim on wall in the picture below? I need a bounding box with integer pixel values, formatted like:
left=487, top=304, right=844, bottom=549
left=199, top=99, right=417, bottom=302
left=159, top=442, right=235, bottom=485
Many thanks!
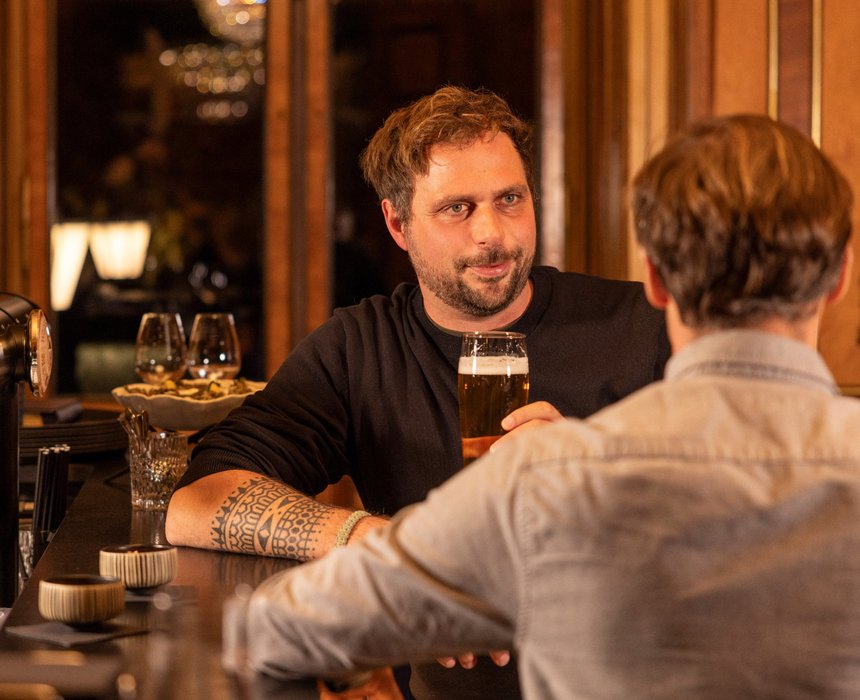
left=769, top=0, right=821, bottom=144
left=767, top=0, right=779, bottom=118
left=811, top=0, right=822, bottom=145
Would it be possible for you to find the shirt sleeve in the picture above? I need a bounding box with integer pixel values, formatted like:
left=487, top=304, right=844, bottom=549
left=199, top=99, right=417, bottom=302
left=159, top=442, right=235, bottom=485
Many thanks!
left=178, top=316, right=352, bottom=495
left=244, top=448, right=526, bottom=679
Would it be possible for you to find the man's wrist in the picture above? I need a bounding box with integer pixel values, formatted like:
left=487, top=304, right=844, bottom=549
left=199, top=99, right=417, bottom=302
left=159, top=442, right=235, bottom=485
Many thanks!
left=335, top=510, right=371, bottom=547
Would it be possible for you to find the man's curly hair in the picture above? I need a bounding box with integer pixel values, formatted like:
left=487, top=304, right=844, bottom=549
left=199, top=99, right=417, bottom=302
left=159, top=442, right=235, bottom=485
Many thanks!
left=360, top=86, right=534, bottom=223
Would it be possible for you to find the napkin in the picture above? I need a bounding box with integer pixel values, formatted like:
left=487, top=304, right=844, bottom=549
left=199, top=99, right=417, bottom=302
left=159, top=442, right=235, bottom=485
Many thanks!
left=5, top=620, right=146, bottom=647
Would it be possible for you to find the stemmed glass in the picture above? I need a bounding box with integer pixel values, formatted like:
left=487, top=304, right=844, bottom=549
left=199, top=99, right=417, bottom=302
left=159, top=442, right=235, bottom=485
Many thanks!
left=134, top=313, right=188, bottom=385
left=187, top=313, right=242, bottom=380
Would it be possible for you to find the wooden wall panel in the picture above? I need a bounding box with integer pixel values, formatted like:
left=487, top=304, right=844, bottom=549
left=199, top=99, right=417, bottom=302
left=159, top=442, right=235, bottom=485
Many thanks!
left=23, top=2, right=52, bottom=312
left=776, top=0, right=812, bottom=134
left=632, top=0, right=857, bottom=389
left=0, top=4, right=17, bottom=293
left=264, top=0, right=292, bottom=377
left=264, top=0, right=331, bottom=378
left=562, top=0, right=588, bottom=274
left=712, top=0, right=769, bottom=114
left=627, top=0, right=671, bottom=282
left=303, top=0, right=331, bottom=337
left=0, top=1, right=53, bottom=309
left=671, top=0, right=714, bottom=125
left=818, top=0, right=860, bottom=390
left=585, top=0, right=629, bottom=281
left=539, top=0, right=566, bottom=270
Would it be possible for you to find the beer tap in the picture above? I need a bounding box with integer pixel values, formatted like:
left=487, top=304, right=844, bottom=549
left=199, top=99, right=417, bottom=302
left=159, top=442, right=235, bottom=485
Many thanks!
left=0, top=293, right=53, bottom=607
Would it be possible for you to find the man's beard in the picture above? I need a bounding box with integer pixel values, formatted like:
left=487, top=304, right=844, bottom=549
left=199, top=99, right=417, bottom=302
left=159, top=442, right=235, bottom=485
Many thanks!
left=408, top=245, right=534, bottom=317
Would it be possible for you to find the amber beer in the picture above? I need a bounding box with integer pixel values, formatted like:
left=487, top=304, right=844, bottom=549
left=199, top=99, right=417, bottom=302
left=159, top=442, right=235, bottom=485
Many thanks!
left=458, top=331, right=529, bottom=466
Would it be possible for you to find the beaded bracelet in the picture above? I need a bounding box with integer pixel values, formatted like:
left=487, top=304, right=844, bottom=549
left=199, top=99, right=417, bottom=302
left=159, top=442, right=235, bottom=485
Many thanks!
left=335, top=510, right=370, bottom=547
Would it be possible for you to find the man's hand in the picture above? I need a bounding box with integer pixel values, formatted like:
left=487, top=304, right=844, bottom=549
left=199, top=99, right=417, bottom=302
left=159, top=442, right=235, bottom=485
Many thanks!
left=436, top=650, right=511, bottom=670
left=317, top=667, right=404, bottom=699
left=492, top=400, right=564, bottom=452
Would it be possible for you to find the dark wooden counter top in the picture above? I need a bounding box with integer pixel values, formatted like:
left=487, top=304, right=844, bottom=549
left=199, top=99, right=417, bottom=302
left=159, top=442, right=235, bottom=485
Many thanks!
left=0, top=455, right=318, bottom=699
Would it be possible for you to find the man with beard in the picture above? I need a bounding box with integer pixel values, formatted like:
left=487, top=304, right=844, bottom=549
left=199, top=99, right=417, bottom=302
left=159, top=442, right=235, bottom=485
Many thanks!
left=166, top=86, right=669, bottom=699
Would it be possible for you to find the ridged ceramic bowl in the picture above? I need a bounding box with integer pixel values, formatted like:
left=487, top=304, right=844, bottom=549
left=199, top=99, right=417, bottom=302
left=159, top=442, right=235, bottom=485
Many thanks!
left=99, top=544, right=178, bottom=591
left=38, top=575, right=125, bottom=626
left=111, top=379, right=265, bottom=431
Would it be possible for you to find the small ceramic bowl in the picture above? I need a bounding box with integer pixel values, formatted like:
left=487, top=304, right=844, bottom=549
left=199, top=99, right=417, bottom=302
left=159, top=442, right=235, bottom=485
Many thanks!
left=38, top=575, right=125, bottom=626
left=99, top=544, right=178, bottom=591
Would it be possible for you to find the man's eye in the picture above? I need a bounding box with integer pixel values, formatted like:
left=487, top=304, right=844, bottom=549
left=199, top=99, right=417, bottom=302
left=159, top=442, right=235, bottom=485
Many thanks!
left=502, top=194, right=519, bottom=204
left=448, top=203, right=466, bottom=214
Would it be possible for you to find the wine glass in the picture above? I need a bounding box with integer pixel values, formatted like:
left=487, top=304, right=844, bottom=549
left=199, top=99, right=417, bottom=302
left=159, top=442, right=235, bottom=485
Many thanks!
left=188, top=313, right=242, bottom=380
left=134, top=313, right=188, bottom=385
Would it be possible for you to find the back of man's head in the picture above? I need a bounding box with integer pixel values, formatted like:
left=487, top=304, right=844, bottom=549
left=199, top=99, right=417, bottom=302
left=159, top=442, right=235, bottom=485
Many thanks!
left=360, top=85, right=534, bottom=223
left=632, top=114, right=853, bottom=329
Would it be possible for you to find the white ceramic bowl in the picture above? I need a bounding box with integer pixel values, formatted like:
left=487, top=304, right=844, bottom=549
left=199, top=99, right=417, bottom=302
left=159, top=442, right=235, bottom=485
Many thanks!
left=100, top=544, right=178, bottom=591
left=111, top=379, right=265, bottom=431
left=38, top=575, right=125, bottom=626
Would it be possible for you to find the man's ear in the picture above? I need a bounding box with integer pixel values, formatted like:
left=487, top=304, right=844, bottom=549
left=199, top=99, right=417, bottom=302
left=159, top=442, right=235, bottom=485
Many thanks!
left=381, top=199, right=408, bottom=252
left=640, top=249, right=670, bottom=309
left=826, top=245, right=854, bottom=304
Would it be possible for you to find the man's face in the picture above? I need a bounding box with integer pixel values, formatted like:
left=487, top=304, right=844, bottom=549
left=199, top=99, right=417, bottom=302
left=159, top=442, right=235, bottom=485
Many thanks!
left=392, top=133, right=536, bottom=322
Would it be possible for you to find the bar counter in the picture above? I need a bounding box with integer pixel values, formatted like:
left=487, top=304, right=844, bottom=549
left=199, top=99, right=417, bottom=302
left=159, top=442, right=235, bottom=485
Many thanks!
left=0, top=454, right=319, bottom=699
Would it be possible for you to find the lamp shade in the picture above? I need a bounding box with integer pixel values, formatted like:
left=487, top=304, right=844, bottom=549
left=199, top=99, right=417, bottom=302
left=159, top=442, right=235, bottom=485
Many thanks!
left=89, top=221, right=151, bottom=280
left=50, top=223, right=90, bottom=311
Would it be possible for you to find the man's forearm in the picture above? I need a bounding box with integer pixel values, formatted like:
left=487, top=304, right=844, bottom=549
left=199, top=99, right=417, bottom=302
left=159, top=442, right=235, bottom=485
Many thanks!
left=166, top=470, right=387, bottom=561
left=211, top=476, right=339, bottom=560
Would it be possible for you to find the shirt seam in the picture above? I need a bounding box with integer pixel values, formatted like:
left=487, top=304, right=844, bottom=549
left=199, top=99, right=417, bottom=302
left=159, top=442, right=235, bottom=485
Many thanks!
left=670, top=359, right=838, bottom=393
left=514, top=475, right=537, bottom=648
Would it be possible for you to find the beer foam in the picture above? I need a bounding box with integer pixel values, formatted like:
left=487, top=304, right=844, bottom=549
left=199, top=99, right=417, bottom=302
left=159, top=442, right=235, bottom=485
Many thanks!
left=458, top=355, right=529, bottom=375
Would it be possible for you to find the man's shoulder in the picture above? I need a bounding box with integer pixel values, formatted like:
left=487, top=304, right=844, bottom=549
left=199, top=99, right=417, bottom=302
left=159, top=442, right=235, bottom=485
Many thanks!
left=331, top=283, right=419, bottom=319
left=311, top=284, right=421, bottom=340
left=531, top=266, right=660, bottom=333
left=295, top=282, right=432, bottom=363
left=534, top=265, right=646, bottom=296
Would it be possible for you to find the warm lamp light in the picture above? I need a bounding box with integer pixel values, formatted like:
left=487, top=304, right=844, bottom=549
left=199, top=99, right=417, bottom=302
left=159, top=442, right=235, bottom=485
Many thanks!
left=50, top=223, right=90, bottom=311
left=50, top=220, right=152, bottom=312
left=89, top=221, right=151, bottom=280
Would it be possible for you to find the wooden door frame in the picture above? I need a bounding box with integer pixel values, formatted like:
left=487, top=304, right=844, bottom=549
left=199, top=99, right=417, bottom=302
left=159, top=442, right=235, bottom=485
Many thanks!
left=264, top=0, right=331, bottom=377
left=1, top=1, right=54, bottom=310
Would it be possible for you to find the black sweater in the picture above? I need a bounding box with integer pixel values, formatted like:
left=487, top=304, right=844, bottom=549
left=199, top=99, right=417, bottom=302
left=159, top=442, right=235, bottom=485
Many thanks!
left=183, top=266, right=669, bottom=515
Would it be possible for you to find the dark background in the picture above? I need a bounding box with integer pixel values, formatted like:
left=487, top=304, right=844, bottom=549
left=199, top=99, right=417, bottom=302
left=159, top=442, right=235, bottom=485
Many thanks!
left=54, top=0, right=535, bottom=392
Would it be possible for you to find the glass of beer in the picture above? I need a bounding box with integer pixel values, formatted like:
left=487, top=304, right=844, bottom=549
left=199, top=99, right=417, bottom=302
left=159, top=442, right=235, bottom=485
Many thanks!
left=458, top=331, right=529, bottom=466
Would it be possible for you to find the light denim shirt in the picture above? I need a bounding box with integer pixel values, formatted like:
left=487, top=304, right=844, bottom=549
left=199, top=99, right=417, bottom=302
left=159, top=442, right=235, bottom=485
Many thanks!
left=246, top=330, right=860, bottom=699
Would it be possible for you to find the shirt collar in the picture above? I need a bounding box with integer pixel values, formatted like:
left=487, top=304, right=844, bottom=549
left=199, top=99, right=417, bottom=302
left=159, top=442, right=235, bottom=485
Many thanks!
left=665, top=329, right=839, bottom=395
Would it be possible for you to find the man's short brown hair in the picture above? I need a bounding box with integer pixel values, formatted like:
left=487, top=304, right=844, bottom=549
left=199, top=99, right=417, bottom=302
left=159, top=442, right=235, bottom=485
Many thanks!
left=632, top=114, right=853, bottom=328
left=360, top=86, right=534, bottom=223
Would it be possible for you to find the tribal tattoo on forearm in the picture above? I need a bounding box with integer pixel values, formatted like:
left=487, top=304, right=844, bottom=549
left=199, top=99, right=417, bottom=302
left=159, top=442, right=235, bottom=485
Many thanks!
left=210, top=478, right=335, bottom=561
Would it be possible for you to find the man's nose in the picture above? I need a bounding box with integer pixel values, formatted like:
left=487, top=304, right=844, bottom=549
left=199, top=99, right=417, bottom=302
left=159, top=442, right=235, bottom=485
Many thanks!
left=470, top=206, right=503, bottom=246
